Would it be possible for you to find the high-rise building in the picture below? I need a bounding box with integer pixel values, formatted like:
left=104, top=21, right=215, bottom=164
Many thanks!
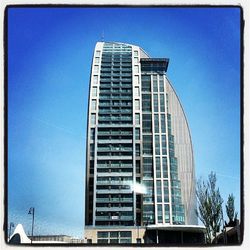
left=84, top=42, right=204, bottom=244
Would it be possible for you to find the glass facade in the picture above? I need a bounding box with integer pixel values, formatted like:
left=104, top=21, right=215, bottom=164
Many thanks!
left=97, top=231, right=132, bottom=244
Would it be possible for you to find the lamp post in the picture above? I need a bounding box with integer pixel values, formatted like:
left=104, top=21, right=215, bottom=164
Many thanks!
left=28, top=207, right=35, bottom=244
left=8, top=222, right=14, bottom=240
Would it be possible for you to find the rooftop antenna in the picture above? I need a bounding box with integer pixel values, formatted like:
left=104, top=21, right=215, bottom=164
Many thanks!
left=101, top=30, right=104, bottom=42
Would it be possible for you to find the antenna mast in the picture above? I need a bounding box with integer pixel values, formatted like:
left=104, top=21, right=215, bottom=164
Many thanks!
left=101, top=30, right=104, bottom=42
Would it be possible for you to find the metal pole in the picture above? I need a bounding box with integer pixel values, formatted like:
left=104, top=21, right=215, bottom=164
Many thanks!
left=29, top=207, right=35, bottom=244
left=31, top=208, right=35, bottom=244
left=8, top=223, right=12, bottom=240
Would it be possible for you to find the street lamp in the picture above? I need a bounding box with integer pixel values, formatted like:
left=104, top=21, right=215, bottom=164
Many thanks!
left=8, top=222, right=14, bottom=240
left=28, top=207, right=35, bottom=244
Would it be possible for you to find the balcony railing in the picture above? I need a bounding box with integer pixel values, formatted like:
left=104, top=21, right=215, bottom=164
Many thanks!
left=97, top=163, right=133, bottom=168
left=96, top=207, right=133, bottom=212
left=96, top=189, right=132, bottom=194
left=95, top=215, right=133, bottom=221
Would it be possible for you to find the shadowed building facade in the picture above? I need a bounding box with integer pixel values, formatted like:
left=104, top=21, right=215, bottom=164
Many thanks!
left=84, top=42, right=203, bottom=244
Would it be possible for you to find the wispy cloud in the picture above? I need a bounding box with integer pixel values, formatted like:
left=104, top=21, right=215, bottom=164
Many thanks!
left=216, top=173, right=240, bottom=181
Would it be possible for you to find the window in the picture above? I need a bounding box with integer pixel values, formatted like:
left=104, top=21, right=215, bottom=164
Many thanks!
left=142, top=94, right=151, bottom=111
left=91, top=100, right=97, bottom=110
left=134, top=87, right=140, bottom=97
left=157, top=180, right=162, bottom=203
left=90, top=144, right=95, bottom=157
left=90, top=128, right=95, bottom=140
left=93, top=75, right=98, bottom=84
left=162, top=157, right=168, bottom=178
left=92, top=87, right=97, bottom=97
left=153, top=75, right=158, bottom=92
left=169, top=138, right=175, bottom=157
left=165, top=204, right=170, bottom=223
left=134, top=51, right=139, bottom=56
left=143, top=158, right=153, bottom=178
left=94, top=65, right=99, bottom=73
left=110, top=232, right=118, bottom=238
left=154, top=114, right=159, bottom=133
left=134, top=65, right=139, bottom=74
left=96, top=50, right=101, bottom=57
left=162, top=135, right=167, bottom=155
left=141, top=75, right=151, bottom=92
left=90, top=160, right=94, bottom=174
left=155, top=135, right=160, bottom=155
left=156, top=157, right=161, bottom=178
left=95, top=57, right=100, bottom=63
left=134, top=57, right=139, bottom=63
left=135, top=100, right=140, bottom=111
left=143, top=135, right=152, bottom=155
left=154, top=94, right=158, bottom=112
left=135, top=114, right=140, bottom=125
left=159, top=75, right=164, bottom=92
left=142, top=114, right=152, bottom=133
left=161, top=114, right=166, bottom=133
left=170, top=157, right=178, bottom=172
left=160, top=94, right=165, bottom=112
left=157, top=204, right=163, bottom=223
left=164, top=181, right=169, bottom=202
left=110, top=239, right=118, bottom=243
left=97, top=232, right=109, bottom=238
left=136, top=144, right=140, bottom=156
left=136, top=160, right=141, bottom=174
left=135, top=128, right=140, bottom=140
left=91, top=114, right=96, bottom=125
left=120, top=231, right=131, bottom=237
left=134, top=75, right=139, bottom=85
left=143, top=204, right=155, bottom=224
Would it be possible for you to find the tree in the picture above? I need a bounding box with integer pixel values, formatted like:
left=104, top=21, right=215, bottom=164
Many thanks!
left=225, top=194, right=238, bottom=227
left=196, top=172, right=224, bottom=244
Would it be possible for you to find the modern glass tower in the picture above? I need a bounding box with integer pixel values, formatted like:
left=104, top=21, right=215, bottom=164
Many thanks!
left=84, top=42, right=200, bottom=244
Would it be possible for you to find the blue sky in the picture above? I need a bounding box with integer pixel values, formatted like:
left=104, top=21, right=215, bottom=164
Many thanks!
left=7, top=7, right=241, bottom=238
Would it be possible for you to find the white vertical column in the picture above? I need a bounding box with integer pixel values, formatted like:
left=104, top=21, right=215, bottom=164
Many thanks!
left=132, top=46, right=141, bottom=225
left=92, top=42, right=104, bottom=226
left=164, top=75, right=173, bottom=225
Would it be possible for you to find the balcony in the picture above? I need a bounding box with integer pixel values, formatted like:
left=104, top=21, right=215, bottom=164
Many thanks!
left=96, top=207, right=133, bottom=212
left=99, top=103, right=111, bottom=107
left=97, top=147, right=132, bottom=152
left=98, top=109, right=132, bottom=115
left=97, top=163, right=133, bottom=168
left=95, top=215, right=134, bottom=221
left=96, top=198, right=110, bottom=202
left=96, top=180, right=132, bottom=185
left=96, top=189, right=132, bottom=194
left=95, top=216, right=110, bottom=221
left=97, top=172, right=133, bottom=177
left=120, top=216, right=134, bottom=220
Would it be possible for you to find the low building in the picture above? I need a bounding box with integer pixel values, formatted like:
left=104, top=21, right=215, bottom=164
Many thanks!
left=8, top=224, right=83, bottom=244
left=213, top=220, right=241, bottom=245
left=144, top=224, right=206, bottom=245
left=29, top=235, right=83, bottom=243
left=84, top=224, right=206, bottom=245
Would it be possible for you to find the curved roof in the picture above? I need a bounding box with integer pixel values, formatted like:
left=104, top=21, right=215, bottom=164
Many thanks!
left=98, top=41, right=150, bottom=58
